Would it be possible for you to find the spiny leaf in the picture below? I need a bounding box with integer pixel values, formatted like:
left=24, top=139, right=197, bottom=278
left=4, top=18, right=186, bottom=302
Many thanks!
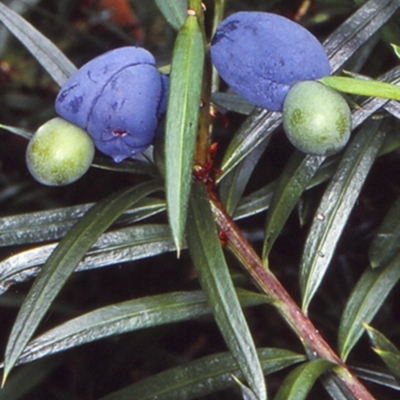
left=165, top=11, right=204, bottom=253
left=187, top=182, right=267, bottom=400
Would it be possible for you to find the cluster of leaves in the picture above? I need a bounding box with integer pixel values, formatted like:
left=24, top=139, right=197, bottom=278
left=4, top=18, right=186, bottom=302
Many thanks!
left=0, top=0, right=400, bottom=399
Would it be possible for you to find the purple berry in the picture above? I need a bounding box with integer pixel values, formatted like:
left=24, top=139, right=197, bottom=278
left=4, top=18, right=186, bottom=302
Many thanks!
left=55, top=47, right=168, bottom=163
left=210, top=12, right=331, bottom=112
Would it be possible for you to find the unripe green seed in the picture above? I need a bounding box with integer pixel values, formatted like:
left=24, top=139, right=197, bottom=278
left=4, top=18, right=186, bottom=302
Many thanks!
left=282, top=81, right=352, bottom=156
left=26, top=117, right=95, bottom=186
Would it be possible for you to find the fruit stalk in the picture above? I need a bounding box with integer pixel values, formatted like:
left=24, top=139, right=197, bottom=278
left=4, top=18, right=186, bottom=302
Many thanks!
left=209, top=192, right=376, bottom=400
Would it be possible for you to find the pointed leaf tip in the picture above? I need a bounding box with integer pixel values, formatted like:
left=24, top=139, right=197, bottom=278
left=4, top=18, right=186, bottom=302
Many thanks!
left=165, top=13, right=205, bottom=251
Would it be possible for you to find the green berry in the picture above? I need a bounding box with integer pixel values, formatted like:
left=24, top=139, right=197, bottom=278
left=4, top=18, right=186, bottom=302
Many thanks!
left=282, top=81, right=352, bottom=156
left=26, top=117, right=95, bottom=186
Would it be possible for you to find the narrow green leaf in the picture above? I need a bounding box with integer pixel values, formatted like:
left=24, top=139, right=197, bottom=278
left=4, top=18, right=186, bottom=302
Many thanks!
left=233, top=157, right=338, bottom=222
left=0, top=0, right=41, bottom=55
left=233, top=181, right=276, bottom=221
left=320, top=372, right=356, bottom=400
left=9, top=290, right=268, bottom=366
left=217, top=0, right=400, bottom=185
left=274, top=360, right=333, bottom=400
left=365, top=324, right=400, bottom=380
left=364, top=324, right=400, bottom=354
left=99, top=348, right=304, bottom=400
left=165, top=12, right=204, bottom=253
left=0, top=2, right=76, bottom=86
left=391, top=43, right=400, bottom=59
left=2, top=180, right=162, bottom=384
left=352, top=365, right=400, bottom=391
left=155, top=0, right=187, bottom=30
left=338, top=254, right=400, bottom=361
left=320, top=76, right=400, bottom=101
left=0, top=198, right=166, bottom=247
left=187, top=182, right=267, bottom=400
left=218, top=109, right=281, bottom=181
left=234, top=119, right=400, bottom=223
left=0, top=224, right=176, bottom=295
left=262, top=151, right=325, bottom=260
left=219, top=137, right=269, bottom=216
left=368, top=194, right=400, bottom=268
left=92, top=155, right=160, bottom=177
left=373, top=350, right=400, bottom=382
left=323, top=0, right=400, bottom=73
left=0, top=358, right=58, bottom=400
left=0, top=123, right=32, bottom=140
left=352, top=67, right=400, bottom=126
left=300, top=119, right=386, bottom=313
left=211, top=92, right=255, bottom=115
left=233, top=376, right=258, bottom=400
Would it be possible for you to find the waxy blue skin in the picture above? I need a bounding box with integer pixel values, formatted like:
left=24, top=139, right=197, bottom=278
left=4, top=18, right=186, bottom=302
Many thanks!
left=210, top=12, right=331, bottom=112
left=56, top=47, right=168, bottom=163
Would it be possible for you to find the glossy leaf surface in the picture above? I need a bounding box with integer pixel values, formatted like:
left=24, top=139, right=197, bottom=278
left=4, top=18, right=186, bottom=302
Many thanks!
left=339, top=254, right=400, bottom=361
left=187, top=182, right=267, bottom=400
left=155, top=0, right=187, bottom=30
left=365, top=324, right=400, bottom=381
left=274, top=360, right=333, bottom=400
left=368, top=194, right=400, bottom=268
left=0, top=198, right=166, bottom=247
left=2, top=180, right=162, bottom=383
left=262, top=151, right=325, bottom=260
left=165, top=12, right=204, bottom=252
left=0, top=224, right=176, bottom=295
left=100, top=348, right=304, bottom=400
left=321, top=76, right=400, bottom=101
left=12, top=290, right=268, bottom=366
left=300, top=120, right=386, bottom=312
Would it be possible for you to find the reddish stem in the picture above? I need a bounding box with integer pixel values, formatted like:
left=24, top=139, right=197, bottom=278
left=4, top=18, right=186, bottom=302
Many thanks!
left=208, top=192, right=375, bottom=400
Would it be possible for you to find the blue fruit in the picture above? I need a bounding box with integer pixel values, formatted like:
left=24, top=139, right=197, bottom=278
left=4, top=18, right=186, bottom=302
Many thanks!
left=210, top=12, right=331, bottom=112
left=55, top=47, right=168, bottom=163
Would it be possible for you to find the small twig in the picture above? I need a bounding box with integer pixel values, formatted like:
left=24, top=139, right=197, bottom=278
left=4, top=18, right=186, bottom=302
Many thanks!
left=209, top=191, right=375, bottom=400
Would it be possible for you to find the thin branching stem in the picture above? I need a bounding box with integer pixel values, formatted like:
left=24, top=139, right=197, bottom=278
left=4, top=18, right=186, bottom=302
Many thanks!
left=209, top=191, right=376, bottom=400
